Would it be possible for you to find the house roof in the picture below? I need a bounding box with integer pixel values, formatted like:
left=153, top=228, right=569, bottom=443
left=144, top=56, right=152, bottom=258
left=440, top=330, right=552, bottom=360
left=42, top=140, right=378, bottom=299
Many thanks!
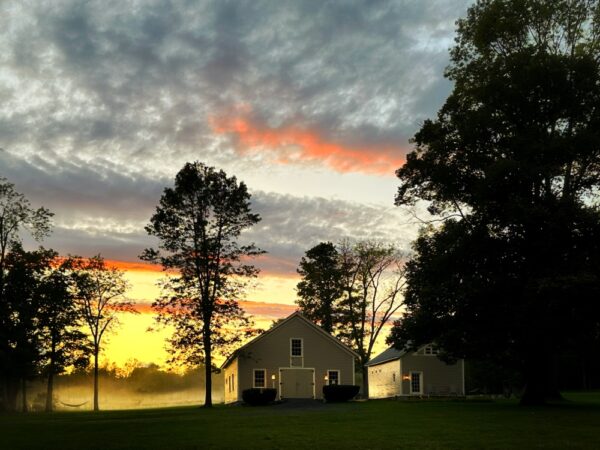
left=221, top=311, right=359, bottom=369
left=365, top=346, right=407, bottom=367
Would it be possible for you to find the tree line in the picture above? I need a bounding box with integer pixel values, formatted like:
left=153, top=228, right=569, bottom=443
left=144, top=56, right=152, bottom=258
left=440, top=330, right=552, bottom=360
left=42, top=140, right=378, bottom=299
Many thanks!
left=0, top=179, right=134, bottom=412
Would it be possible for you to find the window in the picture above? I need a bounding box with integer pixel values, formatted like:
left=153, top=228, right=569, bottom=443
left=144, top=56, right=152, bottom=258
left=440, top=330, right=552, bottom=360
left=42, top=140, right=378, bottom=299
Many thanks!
left=327, top=370, right=340, bottom=385
left=392, top=372, right=396, bottom=382
left=291, top=338, right=303, bottom=357
left=411, top=372, right=422, bottom=394
left=232, top=373, right=235, bottom=392
left=424, top=345, right=439, bottom=355
left=253, top=369, right=266, bottom=388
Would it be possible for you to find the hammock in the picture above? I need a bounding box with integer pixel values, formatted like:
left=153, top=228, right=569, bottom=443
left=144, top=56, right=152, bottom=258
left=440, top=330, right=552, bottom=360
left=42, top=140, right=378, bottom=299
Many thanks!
left=59, top=400, right=89, bottom=408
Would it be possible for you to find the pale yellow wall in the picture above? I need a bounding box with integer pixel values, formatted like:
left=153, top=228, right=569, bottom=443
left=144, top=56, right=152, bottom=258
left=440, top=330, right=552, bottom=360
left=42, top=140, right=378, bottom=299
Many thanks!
left=223, top=358, right=239, bottom=404
left=235, top=315, right=355, bottom=400
left=367, top=359, right=402, bottom=399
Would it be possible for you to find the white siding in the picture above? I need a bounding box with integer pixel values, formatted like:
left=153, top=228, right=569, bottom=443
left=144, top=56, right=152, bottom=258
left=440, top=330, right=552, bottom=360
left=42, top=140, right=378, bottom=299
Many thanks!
left=367, top=360, right=401, bottom=399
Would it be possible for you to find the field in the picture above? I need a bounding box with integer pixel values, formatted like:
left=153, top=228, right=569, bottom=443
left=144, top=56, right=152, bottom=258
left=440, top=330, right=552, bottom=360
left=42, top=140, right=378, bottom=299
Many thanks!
left=1, top=392, right=600, bottom=449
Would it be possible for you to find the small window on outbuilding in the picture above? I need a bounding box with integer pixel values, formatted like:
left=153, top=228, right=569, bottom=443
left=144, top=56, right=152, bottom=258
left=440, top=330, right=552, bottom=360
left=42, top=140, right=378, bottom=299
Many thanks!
left=253, top=369, right=266, bottom=388
left=327, top=370, right=340, bottom=385
left=424, top=345, right=439, bottom=355
left=291, top=338, right=303, bottom=357
left=392, top=372, right=396, bottom=382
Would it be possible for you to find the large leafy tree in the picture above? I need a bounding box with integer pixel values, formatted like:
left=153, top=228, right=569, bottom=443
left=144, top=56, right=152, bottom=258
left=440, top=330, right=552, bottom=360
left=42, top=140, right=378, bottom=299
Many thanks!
left=142, top=162, right=263, bottom=408
left=390, top=0, right=600, bottom=405
left=72, top=255, right=133, bottom=412
left=296, top=242, right=343, bottom=333
left=0, top=178, right=52, bottom=412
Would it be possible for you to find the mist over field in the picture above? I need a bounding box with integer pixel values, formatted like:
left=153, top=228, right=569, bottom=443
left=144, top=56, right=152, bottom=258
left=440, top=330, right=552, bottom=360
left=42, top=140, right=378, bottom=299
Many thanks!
left=23, top=365, right=223, bottom=411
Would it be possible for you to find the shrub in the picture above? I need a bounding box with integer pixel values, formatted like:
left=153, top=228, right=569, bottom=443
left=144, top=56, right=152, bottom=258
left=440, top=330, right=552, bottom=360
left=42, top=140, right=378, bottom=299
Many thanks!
left=242, top=388, right=277, bottom=406
left=323, top=384, right=360, bottom=402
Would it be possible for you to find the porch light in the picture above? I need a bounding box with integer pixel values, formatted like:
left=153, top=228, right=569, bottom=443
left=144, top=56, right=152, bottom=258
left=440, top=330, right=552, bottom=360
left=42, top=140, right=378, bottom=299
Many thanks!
left=402, top=374, right=411, bottom=381
left=271, top=374, right=276, bottom=388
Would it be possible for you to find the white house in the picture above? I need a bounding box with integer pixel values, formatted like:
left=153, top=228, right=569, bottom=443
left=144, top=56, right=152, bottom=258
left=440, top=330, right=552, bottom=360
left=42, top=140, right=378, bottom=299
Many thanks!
left=222, top=312, right=359, bottom=403
left=366, top=345, right=465, bottom=398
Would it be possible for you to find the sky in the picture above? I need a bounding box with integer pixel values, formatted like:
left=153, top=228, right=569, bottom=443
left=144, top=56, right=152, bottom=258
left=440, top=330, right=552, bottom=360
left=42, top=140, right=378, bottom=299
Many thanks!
left=0, top=0, right=473, bottom=368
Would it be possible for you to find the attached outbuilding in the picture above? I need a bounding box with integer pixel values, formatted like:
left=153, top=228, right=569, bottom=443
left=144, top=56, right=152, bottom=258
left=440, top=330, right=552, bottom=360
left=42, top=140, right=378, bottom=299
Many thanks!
left=222, top=311, right=358, bottom=403
left=366, top=345, right=465, bottom=398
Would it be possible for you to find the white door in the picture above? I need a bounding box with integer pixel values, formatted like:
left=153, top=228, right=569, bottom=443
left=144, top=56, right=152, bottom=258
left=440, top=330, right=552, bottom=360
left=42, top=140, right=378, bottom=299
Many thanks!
left=280, top=368, right=314, bottom=399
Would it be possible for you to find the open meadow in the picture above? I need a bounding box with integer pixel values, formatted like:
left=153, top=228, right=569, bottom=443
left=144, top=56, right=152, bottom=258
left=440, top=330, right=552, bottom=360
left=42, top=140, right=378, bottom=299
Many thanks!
left=1, top=392, right=600, bottom=450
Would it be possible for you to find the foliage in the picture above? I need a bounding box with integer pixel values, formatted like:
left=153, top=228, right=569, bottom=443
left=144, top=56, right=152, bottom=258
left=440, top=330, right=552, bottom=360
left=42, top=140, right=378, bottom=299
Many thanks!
left=322, top=384, right=360, bottom=402
left=391, top=0, right=600, bottom=405
left=142, top=161, right=263, bottom=407
left=0, top=178, right=53, bottom=412
left=241, top=388, right=277, bottom=405
left=295, top=240, right=405, bottom=397
left=296, top=242, right=343, bottom=333
left=72, top=255, right=133, bottom=411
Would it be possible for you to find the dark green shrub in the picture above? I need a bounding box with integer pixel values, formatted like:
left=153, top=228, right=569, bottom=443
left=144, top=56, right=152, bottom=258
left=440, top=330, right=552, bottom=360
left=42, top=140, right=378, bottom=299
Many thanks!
left=242, top=388, right=277, bottom=406
left=323, top=384, right=360, bottom=402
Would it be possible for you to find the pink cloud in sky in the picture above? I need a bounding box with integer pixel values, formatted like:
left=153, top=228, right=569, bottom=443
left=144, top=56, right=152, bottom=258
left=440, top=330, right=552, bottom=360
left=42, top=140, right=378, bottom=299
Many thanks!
left=210, top=113, right=406, bottom=176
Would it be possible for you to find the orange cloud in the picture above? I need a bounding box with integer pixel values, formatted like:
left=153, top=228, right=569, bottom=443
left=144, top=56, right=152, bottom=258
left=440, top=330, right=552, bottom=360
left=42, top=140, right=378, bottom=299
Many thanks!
left=211, top=114, right=406, bottom=176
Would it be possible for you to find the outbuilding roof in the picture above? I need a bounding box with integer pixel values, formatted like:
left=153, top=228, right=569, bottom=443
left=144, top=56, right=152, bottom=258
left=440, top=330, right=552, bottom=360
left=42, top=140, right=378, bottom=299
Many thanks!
left=365, top=346, right=407, bottom=367
left=221, top=311, right=360, bottom=369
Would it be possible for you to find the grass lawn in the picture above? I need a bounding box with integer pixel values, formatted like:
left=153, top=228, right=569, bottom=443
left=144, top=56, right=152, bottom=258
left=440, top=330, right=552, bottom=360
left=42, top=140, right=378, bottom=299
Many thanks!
left=1, top=392, right=600, bottom=449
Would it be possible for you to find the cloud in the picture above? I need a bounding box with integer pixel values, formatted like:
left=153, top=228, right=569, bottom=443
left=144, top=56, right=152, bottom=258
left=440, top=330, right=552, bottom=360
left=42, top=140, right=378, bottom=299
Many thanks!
left=211, top=112, right=406, bottom=176
left=0, top=0, right=471, bottom=178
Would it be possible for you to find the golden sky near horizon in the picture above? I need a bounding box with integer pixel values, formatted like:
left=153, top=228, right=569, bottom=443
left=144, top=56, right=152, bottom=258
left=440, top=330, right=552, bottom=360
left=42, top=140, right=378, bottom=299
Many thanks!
left=101, top=261, right=392, bottom=369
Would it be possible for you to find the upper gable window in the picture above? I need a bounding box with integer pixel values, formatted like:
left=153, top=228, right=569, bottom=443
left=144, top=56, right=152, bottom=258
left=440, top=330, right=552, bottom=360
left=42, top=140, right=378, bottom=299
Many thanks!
left=424, top=345, right=439, bottom=355
left=291, top=338, right=303, bottom=357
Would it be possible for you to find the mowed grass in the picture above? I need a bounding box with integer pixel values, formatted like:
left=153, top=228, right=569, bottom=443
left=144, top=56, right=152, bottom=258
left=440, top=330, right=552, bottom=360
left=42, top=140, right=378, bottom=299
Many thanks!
left=1, top=392, right=600, bottom=450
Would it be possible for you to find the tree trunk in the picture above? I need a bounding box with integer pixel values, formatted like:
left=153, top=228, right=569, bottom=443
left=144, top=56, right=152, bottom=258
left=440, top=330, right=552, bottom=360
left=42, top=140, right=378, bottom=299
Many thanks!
left=46, top=338, right=55, bottom=412
left=46, top=373, right=54, bottom=413
left=519, top=356, right=563, bottom=406
left=21, top=378, right=27, bottom=413
left=203, top=324, right=212, bottom=408
left=361, top=364, right=369, bottom=399
left=93, top=345, right=99, bottom=412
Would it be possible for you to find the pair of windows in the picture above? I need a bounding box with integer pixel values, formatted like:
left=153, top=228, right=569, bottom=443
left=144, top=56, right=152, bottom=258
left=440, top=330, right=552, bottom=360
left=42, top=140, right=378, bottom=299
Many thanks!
left=227, top=373, right=235, bottom=393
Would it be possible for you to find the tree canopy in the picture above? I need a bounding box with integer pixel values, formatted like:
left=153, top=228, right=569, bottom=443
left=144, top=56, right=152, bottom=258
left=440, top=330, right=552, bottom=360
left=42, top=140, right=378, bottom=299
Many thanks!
left=142, top=161, right=263, bottom=407
left=390, top=0, right=600, bottom=405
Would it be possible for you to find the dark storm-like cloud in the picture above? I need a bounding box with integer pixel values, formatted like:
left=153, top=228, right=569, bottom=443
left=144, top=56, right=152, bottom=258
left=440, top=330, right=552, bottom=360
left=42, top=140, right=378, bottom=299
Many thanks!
left=0, top=0, right=471, bottom=173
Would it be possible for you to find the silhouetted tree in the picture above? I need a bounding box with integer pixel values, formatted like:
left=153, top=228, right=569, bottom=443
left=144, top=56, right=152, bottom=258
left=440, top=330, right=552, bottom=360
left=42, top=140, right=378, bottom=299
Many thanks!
left=37, top=256, right=89, bottom=412
left=0, top=178, right=52, bottom=412
left=296, top=240, right=405, bottom=397
left=296, top=242, right=343, bottom=333
left=72, top=255, right=133, bottom=411
left=337, top=240, right=405, bottom=397
left=390, top=0, right=600, bottom=405
left=142, top=162, right=263, bottom=408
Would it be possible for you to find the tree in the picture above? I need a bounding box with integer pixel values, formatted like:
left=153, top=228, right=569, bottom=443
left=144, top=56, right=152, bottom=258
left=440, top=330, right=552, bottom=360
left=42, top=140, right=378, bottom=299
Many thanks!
left=142, top=161, right=263, bottom=407
left=37, top=256, right=89, bottom=412
left=73, top=255, right=133, bottom=411
left=296, top=242, right=343, bottom=333
left=390, top=0, right=600, bottom=405
left=337, top=241, right=405, bottom=398
left=295, top=240, right=405, bottom=397
left=3, top=245, right=52, bottom=412
left=0, top=178, right=52, bottom=411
